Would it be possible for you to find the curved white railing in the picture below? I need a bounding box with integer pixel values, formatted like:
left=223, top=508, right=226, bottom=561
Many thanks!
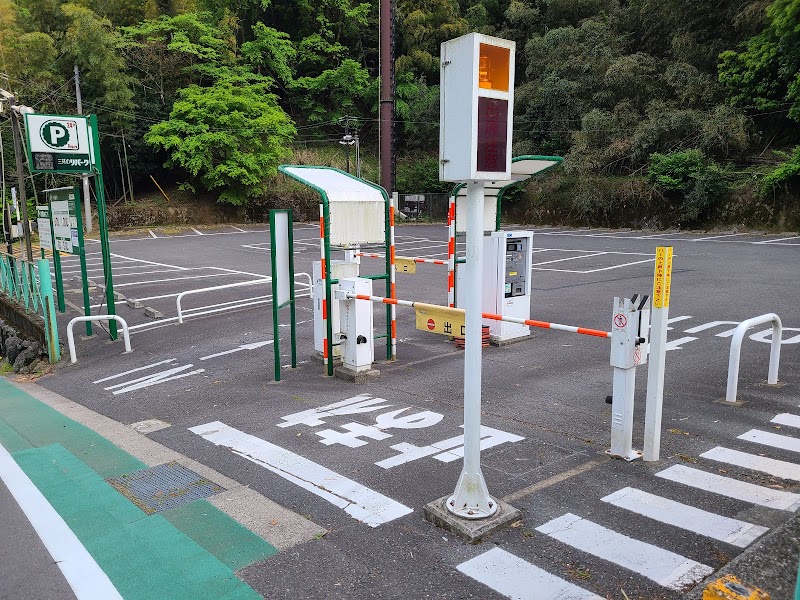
left=726, top=313, right=782, bottom=402
left=68, top=315, right=132, bottom=363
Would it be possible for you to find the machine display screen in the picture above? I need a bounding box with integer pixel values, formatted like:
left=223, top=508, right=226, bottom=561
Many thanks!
left=504, top=238, right=528, bottom=297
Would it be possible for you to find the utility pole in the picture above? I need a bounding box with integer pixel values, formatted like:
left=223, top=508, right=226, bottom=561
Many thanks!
left=340, top=116, right=356, bottom=174
left=354, top=130, right=361, bottom=178
left=75, top=64, right=93, bottom=233
left=121, top=128, right=133, bottom=203
left=379, top=0, right=396, bottom=194
left=1, top=91, right=33, bottom=261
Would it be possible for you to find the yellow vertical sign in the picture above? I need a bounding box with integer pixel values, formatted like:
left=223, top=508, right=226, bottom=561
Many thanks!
left=652, top=246, right=673, bottom=308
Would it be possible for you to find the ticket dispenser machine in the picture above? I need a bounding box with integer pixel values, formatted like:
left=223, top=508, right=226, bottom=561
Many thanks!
left=482, top=230, right=534, bottom=343
left=313, top=259, right=359, bottom=358
left=336, top=277, right=375, bottom=373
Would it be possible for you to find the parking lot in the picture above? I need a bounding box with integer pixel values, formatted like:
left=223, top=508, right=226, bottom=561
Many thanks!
left=37, top=222, right=800, bottom=599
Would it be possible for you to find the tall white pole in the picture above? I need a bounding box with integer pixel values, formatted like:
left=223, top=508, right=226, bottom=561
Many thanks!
left=643, top=306, right=668, bottom=461
left=643, top=247, right=672, bottom=461
left=447, top=180, right=496, bottom=518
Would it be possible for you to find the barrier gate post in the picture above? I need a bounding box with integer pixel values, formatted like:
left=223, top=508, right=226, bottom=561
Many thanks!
left=608, top=296, right=650, bottom=461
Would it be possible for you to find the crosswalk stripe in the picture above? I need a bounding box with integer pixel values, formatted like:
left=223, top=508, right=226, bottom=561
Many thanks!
left=601, top=487, right=768, bottom=548
left=656, top=465, right=800, bottom=511
left=457, top=547, right=602, bottom=600
left=738, top=429, right=800, bottom=454
left=771, top=414, right=800, bottom=429
left=701, top=446, right=800, bottom=481
left=189, top=421, right=413, bottom=527
left=456, top=548, right=602, bottom=600
left=535, top=513, right=713, bottom=590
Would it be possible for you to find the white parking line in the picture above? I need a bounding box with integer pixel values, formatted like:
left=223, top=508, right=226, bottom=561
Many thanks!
left=738, top=429, right=800, bottom=454
left=700, top=446, right=800, bottom=481
left=190, top=227, right=203, bottom=235
left=190, top=421, right=413, bottom=527
left=601, top=487, right=768, bottom=548
left=229, top=225, right=246, bottom=232
left=93, top=359, right=177, bottom=384
left=536, top=513, right=713, bottom=590
left=656, top=464, right=800, bottom=511
left=148, top=229, right=157, bottom=238
left=533, top=258, right=656, bottom=274
left=693, top=233, right=749, bottom=241
left=532, top=252, right=607, bottom=266
left=772, top=414, right=800, bottom=429
left=0, top=444, right=123, bottom=600
left=754, top=235, right=800, bottom=244
left=111, top=272, right=236, bottom=289
left=110, top=253, right=189, bottom=271
left=457, top=548, right=602, bottom=600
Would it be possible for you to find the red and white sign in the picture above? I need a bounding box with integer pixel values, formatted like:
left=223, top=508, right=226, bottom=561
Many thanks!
left=427, top=319, right=436, bottom=331
left=613, top=313, right=627, bottom=329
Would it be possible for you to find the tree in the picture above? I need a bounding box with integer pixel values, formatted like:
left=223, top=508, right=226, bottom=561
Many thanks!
left=145, top=77, right=296, bottom=204
left=719, top=0, right=800, bottom=128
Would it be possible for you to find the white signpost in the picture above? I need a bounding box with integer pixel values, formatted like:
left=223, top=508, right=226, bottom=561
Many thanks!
left=36, top=206, right=52, bottom=250
left=439, top=33, right=516, bottom=520
left=23, top=114, right=93, bottom=173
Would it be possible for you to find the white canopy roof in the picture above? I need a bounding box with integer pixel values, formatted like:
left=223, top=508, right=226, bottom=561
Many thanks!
left=280, top=166, right=386, bottom=204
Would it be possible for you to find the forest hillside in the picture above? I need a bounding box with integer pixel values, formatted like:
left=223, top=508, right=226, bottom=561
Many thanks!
left=1, top=0, right=799, bottom=228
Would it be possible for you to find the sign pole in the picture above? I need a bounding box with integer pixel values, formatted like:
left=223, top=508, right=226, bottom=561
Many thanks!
left=644, top=247, right=673, bottom=462
left=72, top=188, right=92, bottom=337
left=270, top=210, right=282, bottom=381
left=447, top=180, right=496, bottom=518
left=288, top=209, right=297, bottom=369
left=90, top=114, right=117, bottom=339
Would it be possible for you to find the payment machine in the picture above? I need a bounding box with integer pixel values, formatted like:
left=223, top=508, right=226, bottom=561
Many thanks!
left=456, top=230, right=534, bottom=344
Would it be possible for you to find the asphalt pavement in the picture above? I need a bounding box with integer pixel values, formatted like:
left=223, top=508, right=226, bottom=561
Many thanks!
left=4, top=222, right=800, bottom=599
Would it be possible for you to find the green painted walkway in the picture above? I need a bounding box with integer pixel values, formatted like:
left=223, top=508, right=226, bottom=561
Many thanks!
left=0, top=378, right=276, bottom=599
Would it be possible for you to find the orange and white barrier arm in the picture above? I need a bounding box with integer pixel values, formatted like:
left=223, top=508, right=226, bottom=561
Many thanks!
left=357, top=253, right=447, bottom=266
left=348, top=294, right=611, bottom=339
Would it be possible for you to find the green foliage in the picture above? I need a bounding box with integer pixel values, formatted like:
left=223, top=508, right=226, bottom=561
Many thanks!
left=145, top=77, right=296, bottom=204
left=395, top=156, right=451, bottom=194
left=647, top=150, right=730, bottom=223
left=718, top=0, right=800, bottom=133
left=292, top=59, right=372, bottom=123
left=762, top=146, right=800, bottom=192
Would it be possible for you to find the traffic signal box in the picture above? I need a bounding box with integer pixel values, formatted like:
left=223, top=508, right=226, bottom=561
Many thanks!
left=439, top=33, right=516, bottom=182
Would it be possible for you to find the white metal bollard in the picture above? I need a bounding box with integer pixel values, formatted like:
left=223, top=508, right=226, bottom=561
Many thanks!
left=67, top=315, right=132, bottom=363
left=726, top=313, right=782, bottom=403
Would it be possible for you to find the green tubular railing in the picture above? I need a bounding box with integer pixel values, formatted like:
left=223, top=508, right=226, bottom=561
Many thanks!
left=0, top=250, right=61, bottom=362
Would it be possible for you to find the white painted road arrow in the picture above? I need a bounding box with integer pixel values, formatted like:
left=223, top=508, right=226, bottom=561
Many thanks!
left=665, top=336, right=697, bottom=351
left=200, top=340, right=274, bottom=361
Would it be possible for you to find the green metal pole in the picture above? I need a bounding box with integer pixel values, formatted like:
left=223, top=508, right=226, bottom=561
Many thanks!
left=90, top=115, right=117, bottom=339
left=269, top=211, right=281, bottom=382
left=288, top=209, right=297, bottom=369
left=72, top=196, right=92, bottom=337
left=37, top=258, right=60, bottom=363
left=322, top=200, right=334, bottom=376
left=52, top=249, right=65, bottom=312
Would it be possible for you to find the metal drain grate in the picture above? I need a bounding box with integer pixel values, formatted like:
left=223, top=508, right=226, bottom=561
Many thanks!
left=107, top=461, right=225, bottom=514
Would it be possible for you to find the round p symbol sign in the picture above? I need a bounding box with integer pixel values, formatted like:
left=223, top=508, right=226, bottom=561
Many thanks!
left=39, top=120, right=73, bottom=149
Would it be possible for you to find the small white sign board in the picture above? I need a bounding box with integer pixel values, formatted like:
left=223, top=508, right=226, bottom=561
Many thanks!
left=36, top=206, right=52, bottom=250
left=273, top=211, right=291, bottom=306
left=51, top=200, right=76, bottom=254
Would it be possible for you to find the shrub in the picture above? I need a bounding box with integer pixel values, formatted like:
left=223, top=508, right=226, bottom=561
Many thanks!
left=647, top=150, right=729, bottom=224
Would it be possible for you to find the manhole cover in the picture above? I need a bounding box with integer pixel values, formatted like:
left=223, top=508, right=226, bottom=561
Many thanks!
left=107, top=461, right=224, bottom=514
